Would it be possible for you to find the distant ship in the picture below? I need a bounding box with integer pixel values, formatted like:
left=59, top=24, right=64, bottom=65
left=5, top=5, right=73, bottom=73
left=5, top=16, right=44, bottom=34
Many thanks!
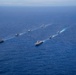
left=0, top=39, right=4, bottom=43
left=35, top=41, right=43, bottom=46
left=15, top=33, right=20, bottom=37
left=28, top=29, right=31, bottom=32
left=40, top=24, right=45, bottom=28
left=49, top=36, right=53, bottom=39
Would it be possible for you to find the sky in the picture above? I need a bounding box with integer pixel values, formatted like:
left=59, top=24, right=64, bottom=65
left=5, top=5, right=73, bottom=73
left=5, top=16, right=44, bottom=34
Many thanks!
left=0, top=0, right=76, bottom=6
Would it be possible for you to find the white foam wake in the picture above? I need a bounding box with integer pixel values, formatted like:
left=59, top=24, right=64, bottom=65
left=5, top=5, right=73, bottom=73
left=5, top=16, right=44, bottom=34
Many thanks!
left=2, top=23, right=53, bottom=41
left=60, top=27, right=67, bottom=33
left=4, top=36, right=15, bottom=41
left=30, top=23, right=52, bottom=31
left=43, top=27, right=68, bottom=42
left=17, top=23, right=53, bottom=36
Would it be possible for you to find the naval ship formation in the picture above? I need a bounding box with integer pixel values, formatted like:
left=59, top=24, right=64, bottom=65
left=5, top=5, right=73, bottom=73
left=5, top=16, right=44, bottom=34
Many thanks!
left=0, top=26, right=61, bottom=46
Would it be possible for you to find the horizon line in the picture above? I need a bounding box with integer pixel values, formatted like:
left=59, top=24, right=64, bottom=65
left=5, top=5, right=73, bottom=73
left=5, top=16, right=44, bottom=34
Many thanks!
left=0, top=5, right=76, bottom=7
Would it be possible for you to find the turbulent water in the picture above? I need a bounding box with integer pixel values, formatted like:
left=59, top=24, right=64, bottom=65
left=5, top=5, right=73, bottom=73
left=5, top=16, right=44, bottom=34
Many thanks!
left=0, top=6, right=76, bottom=75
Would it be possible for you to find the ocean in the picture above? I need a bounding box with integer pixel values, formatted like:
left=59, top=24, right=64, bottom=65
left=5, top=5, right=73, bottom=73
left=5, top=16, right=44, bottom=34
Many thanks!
left=0, top=6, right=76, bottom=75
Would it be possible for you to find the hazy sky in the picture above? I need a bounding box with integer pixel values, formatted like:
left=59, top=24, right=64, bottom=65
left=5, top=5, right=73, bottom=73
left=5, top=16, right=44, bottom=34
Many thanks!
left=0, top=0, right=76, bottom=6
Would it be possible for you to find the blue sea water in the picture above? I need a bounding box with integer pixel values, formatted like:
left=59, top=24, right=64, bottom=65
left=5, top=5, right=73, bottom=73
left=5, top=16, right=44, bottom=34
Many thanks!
left=0, top=6, right=76, bottom=75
